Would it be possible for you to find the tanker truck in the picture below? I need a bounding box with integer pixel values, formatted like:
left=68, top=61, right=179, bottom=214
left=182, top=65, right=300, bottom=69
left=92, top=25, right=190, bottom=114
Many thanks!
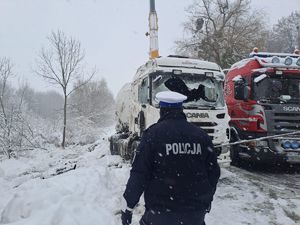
left=109, top=0, right=230, bottom=161
left=109, top=55, right=231, bottom=160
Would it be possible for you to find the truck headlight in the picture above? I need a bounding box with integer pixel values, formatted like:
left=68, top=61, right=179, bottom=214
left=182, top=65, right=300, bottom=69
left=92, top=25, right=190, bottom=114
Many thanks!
left=291, top=141, right=300, bottom=149
left=272, top=57, right=280, bottom=64
left=296, top=58, right=300, bottom=66
left=284, top=57, right=293, bottom=66
left=282, top=141, right=291, bottom=149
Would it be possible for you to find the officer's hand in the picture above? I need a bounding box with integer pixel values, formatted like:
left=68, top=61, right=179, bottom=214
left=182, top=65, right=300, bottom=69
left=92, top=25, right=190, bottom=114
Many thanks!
left=206, top=203, right=211, bottom=213
left=121, top=210, right=132, bottom=225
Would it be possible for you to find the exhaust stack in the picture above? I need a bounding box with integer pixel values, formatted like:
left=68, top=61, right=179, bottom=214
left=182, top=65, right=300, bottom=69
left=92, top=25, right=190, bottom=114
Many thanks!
left=148, top=0, right=159, bottom=59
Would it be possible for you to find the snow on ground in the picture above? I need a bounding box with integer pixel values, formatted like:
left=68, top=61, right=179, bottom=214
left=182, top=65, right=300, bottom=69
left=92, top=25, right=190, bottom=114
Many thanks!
left=0, top=127, right=299, bottom=225
left=208, top=167, right=300, bottom=225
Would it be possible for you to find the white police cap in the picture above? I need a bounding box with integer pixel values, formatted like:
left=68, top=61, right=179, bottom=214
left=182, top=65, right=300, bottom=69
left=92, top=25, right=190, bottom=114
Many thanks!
left=155, top=91, right=187, bottom=107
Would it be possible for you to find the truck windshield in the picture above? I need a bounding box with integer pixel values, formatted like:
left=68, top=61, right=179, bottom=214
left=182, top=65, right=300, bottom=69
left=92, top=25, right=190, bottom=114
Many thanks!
left=150, top=73, right=225, bottom=109
left=253, top=75, right=300, bottom=103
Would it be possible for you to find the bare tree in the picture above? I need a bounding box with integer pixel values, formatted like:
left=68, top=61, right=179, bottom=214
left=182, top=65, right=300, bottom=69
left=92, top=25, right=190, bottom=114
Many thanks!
left=35, top=30, right=95, bottom=148
left=65, top=78, right=115, bottom=145
left=0, top=59, right=39, bottom=158
left=69, top=78, right=115, bottom=127
left=0, top=58, right=13, bottom=157
left=266, top=11, right=300, bottom=53
left=175, top=0, right=268, bottom=68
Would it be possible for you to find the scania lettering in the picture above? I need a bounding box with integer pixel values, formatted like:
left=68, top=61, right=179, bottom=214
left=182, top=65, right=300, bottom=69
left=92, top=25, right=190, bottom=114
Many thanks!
left=186, top=113, right=209, bottom=119
left=225, top=48, right=300, bottom=165
left=283, top=106, right=300, bottom=112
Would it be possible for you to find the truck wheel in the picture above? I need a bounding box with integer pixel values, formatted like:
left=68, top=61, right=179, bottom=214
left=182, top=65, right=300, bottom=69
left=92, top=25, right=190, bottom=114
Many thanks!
left=229, top=128, right=242, bottom=167
left=109, top=133, right=129, bottom=156
left=109, top=136, right=118, bottom=155
left=230, top=145, right=241, bottom=167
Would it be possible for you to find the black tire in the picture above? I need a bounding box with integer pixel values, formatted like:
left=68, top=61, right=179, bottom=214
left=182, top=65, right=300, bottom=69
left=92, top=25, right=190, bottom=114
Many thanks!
left=230, top=144, right=242, bottom=167
left=109, top=136, right=118, bottom=155
left=229, top=127, right=242, bottom=167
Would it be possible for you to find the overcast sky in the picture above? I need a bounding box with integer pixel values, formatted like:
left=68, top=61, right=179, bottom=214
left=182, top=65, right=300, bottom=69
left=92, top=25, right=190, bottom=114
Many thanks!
left=0, top=0, right=299, bottom=95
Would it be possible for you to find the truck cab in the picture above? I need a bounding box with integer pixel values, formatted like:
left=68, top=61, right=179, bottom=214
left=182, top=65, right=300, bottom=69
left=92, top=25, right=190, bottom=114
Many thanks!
left=110, top=56, right=230, bottom=161
left=225, top=50, right=300, bottom=165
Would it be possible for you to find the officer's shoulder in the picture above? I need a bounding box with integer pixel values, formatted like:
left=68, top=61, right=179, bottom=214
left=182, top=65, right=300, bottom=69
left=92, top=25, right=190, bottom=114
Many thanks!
left=142, top=123, right=158, bottom=135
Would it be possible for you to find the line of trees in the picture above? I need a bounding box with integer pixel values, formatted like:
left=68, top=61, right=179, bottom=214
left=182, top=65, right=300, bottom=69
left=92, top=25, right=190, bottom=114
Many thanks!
left=0, top=58, right=42, bottom=158
left=267, top=11, right=300, bottom=53
left=0, top=30, right=115, bottom=157
left=176, top=0, right=300, bottom=68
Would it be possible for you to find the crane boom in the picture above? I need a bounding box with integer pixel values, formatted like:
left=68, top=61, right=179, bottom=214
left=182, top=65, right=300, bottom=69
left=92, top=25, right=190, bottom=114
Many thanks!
left=149, top=0, right=159, bottom=59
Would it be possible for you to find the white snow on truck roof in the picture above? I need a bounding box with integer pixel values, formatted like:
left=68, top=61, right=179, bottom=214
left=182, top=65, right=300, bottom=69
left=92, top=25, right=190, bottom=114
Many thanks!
left=133, top=56, right=223, bottom=81
left=249, top=52, right=300, bottom=58
left=155, top=57, right=221, bottom=71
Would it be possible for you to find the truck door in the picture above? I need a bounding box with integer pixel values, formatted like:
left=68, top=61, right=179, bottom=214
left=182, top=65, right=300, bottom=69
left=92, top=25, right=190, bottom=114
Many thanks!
left=231, top=77, right=252, bottom=134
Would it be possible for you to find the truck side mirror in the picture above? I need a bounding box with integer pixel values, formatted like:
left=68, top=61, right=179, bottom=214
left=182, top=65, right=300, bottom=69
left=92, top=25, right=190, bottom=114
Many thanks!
left=234, top=80, right=249, bottom=101
left=139, top=111, right=145, bottom=132
left=135, top=111, right=145, bottom=132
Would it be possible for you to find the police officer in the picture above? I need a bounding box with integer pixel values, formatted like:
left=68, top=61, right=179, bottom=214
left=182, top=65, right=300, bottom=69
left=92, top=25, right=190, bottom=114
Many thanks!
left=121, top=91, right=220, bottom=225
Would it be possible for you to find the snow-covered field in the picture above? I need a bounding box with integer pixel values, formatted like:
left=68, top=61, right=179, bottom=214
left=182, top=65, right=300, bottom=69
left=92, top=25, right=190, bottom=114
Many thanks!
left=0, top=127, right=299, bottom=225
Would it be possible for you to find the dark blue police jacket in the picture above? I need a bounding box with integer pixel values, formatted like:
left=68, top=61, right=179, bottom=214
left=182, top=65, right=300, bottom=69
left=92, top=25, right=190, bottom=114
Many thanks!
left=123, top=110, right=220, bottom=212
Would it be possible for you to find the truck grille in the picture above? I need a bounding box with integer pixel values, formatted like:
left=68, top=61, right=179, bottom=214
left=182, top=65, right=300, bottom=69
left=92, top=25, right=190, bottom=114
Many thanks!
left=273, top=112, right=300, bottom=134
left=259, top=104, right=300, bottom=152
left=192, top=122, right=217, bottom=140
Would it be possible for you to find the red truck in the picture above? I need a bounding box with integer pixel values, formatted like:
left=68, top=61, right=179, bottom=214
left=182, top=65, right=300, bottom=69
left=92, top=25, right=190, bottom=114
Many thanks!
left=225, top=49, right=300, bottom=165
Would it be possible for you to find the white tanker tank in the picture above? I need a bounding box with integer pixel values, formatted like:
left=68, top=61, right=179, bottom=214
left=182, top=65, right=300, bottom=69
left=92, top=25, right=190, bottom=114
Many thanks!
left=115, top=83, right=133, bottom=133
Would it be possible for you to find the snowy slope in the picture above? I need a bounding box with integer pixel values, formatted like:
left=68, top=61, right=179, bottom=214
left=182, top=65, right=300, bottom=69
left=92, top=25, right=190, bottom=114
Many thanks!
left=0, top=127, right=299, bottom=225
